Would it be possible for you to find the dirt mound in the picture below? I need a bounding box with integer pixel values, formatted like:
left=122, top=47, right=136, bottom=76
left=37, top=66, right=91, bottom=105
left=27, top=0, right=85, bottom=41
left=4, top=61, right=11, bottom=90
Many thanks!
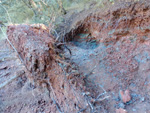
left=1, top=24, right=90, bottom=113
left=7, top=24, right=54, bottom=77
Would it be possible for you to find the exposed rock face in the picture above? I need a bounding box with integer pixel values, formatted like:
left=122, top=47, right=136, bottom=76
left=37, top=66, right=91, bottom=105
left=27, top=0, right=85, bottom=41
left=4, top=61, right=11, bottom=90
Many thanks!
left=7, top=24, right=54, bottom=78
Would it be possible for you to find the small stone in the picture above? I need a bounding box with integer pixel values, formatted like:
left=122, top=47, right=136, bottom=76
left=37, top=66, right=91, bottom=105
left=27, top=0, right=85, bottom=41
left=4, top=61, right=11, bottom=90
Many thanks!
left=141, top=97, right=145, bottom=102
left=119, top=89, right=131, bottom=103
left=118, top=103, right=125, bottom=109
left=82, top=92, right=90, bottom=96
left=115, top=97, right=120, bottom=102
left=116, top=108, right=127, bottom=113
left=132, top=108, right=136, bottom=112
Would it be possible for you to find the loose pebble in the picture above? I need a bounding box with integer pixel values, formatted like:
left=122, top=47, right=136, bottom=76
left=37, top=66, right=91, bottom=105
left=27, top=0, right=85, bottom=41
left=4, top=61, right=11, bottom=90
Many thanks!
left=116, top=108, right=127, bottom=113
left=119, top=89, right=131, bottom=103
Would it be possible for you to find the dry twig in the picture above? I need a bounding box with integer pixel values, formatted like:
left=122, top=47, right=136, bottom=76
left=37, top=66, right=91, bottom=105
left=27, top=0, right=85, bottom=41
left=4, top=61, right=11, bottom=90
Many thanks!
left=48, top=81, right=64, bottom=113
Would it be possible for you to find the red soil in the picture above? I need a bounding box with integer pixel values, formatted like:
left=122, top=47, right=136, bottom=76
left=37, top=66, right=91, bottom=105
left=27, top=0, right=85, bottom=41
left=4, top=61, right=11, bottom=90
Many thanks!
left=1, top=1, right=150, bottom=113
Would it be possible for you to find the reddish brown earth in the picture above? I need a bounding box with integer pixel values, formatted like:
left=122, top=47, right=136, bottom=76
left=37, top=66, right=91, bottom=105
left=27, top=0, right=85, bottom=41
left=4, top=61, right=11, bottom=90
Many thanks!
left=0, top=24, right=90, bottom=113
left=64, top=1, right=150, bottom=112
left=1, top=1, right=150, bottom=113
